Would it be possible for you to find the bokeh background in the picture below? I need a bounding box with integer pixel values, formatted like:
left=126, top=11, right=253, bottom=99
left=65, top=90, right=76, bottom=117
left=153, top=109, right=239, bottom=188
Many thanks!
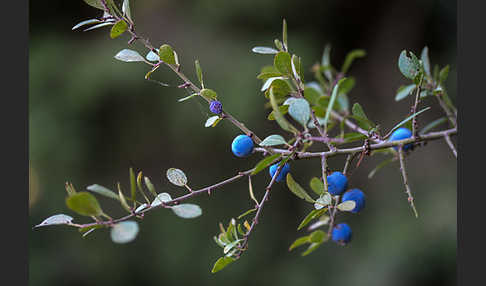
left=29, top=0, right=456, bottom=285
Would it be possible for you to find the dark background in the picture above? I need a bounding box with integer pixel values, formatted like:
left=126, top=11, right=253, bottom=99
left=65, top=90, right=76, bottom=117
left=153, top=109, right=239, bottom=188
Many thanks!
left=29, top=0, right=456, bottom=285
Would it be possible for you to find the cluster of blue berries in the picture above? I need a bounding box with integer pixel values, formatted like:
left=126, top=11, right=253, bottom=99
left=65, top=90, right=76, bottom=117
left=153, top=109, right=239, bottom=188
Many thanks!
left=326, top=171, right=365, bottom=245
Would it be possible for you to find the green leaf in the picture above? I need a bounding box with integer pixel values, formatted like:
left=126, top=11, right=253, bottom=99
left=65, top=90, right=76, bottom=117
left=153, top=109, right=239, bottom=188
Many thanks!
left=368, top=157, right=395, bottom=179
left=395, top=84, right=416, bottom=101
left=274, top=51, right=292, bottom=75
left=291, top=54, right=303, bottom=82
left=110, top=221, right=139, bottom=244
left=143, top=177, right=158, bottom=197
left=251, top=153, right=281, bottom=175
left=110, top=20, right=128, bottom=39
left=286, top=173, right=315, bottom=203
left=122, top=0, right=132, bottom=19
left=419, top=117, right=447, bottom=135
left=158, top=44, right=176, bottom=65
left=342, top=132, right=366, bottom=143
left=282, top=19, right=288, bottom=49
left=338, top=77, right=355, bottom=95
left=388, top=107, right=431, bottom=135
left=114, top=49, right=145, bottom=62
left=172, top=204, right=202, bottom=219
left=301, top=242, right=323, bottom=256
left=341, top=49, right=366, bottom=74
left=323, top=78, right=345, bottom=127
left=297, top=208, right=327, bottom=230
left=265, top=79, right=291, bottom=98
left=259, top=135, right=287, bottom=147
left=117, top=184, right=131, bottom=212
left=267, top=105, right=289, bottom=120
left=314, top=193, right=332, bottom=210
left=146, top=50, right=160, bottom=62
left=321, top=44, right=333, bottom=81
left=72, top=19, right=101, bottom=30
left=66, top=192, right=103, bottom=217
left=79, top=224, right=104, bottom=236
left=134, top=203, right=149, bottom=213
left=439, top=65, right=450, bottom=85
left=257, top=72, right=283, bottom=80
left=224, top=239, right=242, bottom=254
left=166, top=168, right=188, bottom=186
left=151, top=193, right=172, bottom=207
left=252, top=46, right=279, bottom=54
left=129, top=168, right=136, bottom=202
left=398, top=50, right=421, bottom=80
left=237, top=208, right=257, bottom=220
left=309, top=230, right=327, bottom=243
left=284, top=98, right=311, bottom=127
left=337, top=200, right=356, bottom=212
left=274, top=39, right=283, bottom=51
left=269, top=87, right=297, bottom=133
left=195, top=60, right=204, bottom=87
left=351, top=102, right=375, bottom=130
left=205, top=116, right=221, bottom=128
left=83, top=0, right=113, bottom=10
left=309, top=177, right=324, bottom=195
left=304, top=86, right=322, bottom=105
left=83, top=22, right=114, bottom=32
left=178, top=93, right=197, bottom=102
left=35, top=214, right=73, bottom=228
left=289, top=236, right=310, bottom=251
left=200, top=88, right=218, bottom=101
left=211, top=257, right=236, bottom=273
left=421, top=46, right=431, bottom=77
left=86, top=184, right=120, bottom=201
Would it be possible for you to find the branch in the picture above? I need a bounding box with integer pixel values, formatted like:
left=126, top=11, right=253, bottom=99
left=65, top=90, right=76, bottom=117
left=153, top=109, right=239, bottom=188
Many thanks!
left=435, top=92, right=457, bottom=127
left=76, top=168, right=254, bottom=229
left=398, top=147, right=419, bottom=218
left=256, top=128, right=457, bottom=159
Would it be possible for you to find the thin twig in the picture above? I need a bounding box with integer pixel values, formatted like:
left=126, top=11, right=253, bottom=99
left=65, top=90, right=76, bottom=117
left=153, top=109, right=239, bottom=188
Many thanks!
left=398, top=147, right=419, bottom=218
left=411, top=77, right=423, bottom=137
left=444, top=135, right=457, bottom=158
left=321, top=154, right=329, bottom=192
left=342, top=153, right=357, bottom=176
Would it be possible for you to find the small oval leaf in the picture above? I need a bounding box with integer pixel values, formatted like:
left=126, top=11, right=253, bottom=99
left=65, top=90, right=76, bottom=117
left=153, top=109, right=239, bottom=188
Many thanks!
left=66, top=192, right=103, bottom=217
left=172, top=204, right=202, bottom=219
left=35, top=214, right=73, bottom=228
left=252, top=46, right=279, bottom=54
left=110, top=221, right=139, bottom=244
left=337, top=200, right=356, bottom=212
left=151, top=193, right=172, bottom=207
left=114, top=49, right=145, bottom=62
left=166, top=168, right=188, bottom=186
left=259, top=135, right=287, bottom=146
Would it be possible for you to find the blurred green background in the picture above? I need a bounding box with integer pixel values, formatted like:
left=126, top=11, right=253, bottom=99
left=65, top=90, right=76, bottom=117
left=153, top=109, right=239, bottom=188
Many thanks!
left=29, top=0, right=456, bottom=285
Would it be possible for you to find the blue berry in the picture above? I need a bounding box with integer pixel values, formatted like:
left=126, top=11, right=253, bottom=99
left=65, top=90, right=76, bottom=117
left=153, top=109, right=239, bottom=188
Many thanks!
left=327, top=171, right=348, bottom=195
left=231, top=135, right=254, bottom=157
left=332, top=223, right=352, bottom=244
left=341, top=188, right=365, bottom=213
left=389, top=127, right=413, bottom=151
left=209, top=100, right=223, bottom=114
left=269, top=162, right=290, bottom=182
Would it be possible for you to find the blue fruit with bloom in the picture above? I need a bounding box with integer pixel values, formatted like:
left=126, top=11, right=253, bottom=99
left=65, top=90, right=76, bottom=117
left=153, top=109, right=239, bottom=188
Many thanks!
left=231, top=135, right=254, bottom=157
left=389, top=127, right=413, bottom=151
left=341, top=189, right=365, bottom=213
left=209, top=100, right=223, bottom=114
left=327, top=171, right=348, bottom=195
left=332, top=223, right=352, bottom=244
left=269, top=162, right=290, bottom=182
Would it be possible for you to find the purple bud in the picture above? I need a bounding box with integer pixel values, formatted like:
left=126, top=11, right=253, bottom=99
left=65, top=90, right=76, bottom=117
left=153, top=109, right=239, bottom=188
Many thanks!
left=209, top=100, right=223, bottom=114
